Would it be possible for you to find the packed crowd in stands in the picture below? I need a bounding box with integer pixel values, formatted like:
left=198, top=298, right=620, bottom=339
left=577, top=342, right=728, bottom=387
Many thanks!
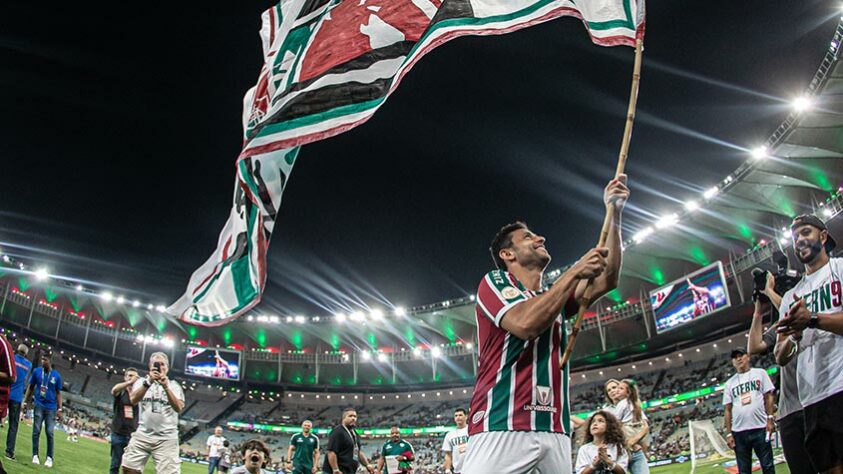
left=2, top=336, right=780, bottom=472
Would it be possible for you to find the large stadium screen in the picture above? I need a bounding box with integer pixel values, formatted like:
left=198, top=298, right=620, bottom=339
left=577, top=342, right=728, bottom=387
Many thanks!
left=651, top=261, right=731, bottom=334
left=185, top=347, right=241, bottom=381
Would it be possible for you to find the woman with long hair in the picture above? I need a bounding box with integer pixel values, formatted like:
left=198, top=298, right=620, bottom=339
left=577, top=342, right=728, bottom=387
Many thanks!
left=575, top=410, right=628, bottom=474
left=614, top=379, right=651, bottom=474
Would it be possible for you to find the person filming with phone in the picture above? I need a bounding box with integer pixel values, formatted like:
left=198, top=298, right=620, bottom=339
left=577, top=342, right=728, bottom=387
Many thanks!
left=121, top=352, right=185, bottom=474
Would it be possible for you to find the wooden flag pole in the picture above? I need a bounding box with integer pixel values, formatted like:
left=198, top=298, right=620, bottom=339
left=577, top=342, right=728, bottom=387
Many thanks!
left=560, top=38, right=643, bottom=367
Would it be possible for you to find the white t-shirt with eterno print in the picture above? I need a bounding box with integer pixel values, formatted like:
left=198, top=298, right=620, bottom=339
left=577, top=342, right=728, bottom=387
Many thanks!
left=722, top=368, right=774, bottom=432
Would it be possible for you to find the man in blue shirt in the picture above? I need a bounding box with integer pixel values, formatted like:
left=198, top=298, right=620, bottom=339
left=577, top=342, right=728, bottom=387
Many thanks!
left=22, top=350, right=62, bottom=468
left=4, top=343, right=30, bottom=461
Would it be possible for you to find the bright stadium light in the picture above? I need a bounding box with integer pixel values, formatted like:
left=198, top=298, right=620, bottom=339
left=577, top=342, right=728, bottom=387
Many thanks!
left=132, top=300, right=140, bottom=308
left=393, top=307, right=406, bottom=317
left=469, top=294, right=475, bottom=301
left=34, top=268, right=49, bottom=281
left=1, top=255, right=9, bottom=263
left=146, top=303, right=153, bottom=310
left=465, top=342, right=473, bottom=350
left=369, top=309, right=384, bottom=321
left=684, top=200, right=700, bottom=212
left=136, top=334, right=144, bottom=342
left=349, top=311, right=365, bottom=322
left=633, top=227, right=654, bottom=244
left=655, top=213, right=679, bottom=230
left=75, top=284, right=84, bottom=292
left=377, top=353, right=387, bottom=362
left=412, top=347, right=422, bottom=357
left=793, top=96, right=812, bottom=112
left=286, top=316, right=294, bottom=323
left=703, top=186, right=719, bottom=200
left=335, top=313, right=347, bottom=323
left=431, top=347, right=442, bottom=358
left=294, top=315, right=306, bottom=324
left=751, top=146, right=768, bottom=160
left=823, top=207, right=834, bottom=218
left=116, top=295, right=126, bottom=304
left=101, top=291, right=114, bottom=302
left=361, top=351, right=372, bottom=361
left=156, top=305, right=166, bottom=312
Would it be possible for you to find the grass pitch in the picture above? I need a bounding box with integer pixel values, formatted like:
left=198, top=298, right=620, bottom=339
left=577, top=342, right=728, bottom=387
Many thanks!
left=0, top=422, right=206, bottom=474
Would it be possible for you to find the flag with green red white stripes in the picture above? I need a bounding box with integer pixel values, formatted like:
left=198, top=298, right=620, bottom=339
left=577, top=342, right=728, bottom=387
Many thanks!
left=168, top=0, right=645, bottom=326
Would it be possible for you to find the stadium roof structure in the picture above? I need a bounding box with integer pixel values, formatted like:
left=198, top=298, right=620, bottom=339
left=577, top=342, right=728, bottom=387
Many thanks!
left=2, top=19, right=843, bottom=388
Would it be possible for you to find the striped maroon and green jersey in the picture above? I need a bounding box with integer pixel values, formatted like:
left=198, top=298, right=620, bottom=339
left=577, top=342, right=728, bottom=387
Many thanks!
left=468, top=270, right=577, bottom=436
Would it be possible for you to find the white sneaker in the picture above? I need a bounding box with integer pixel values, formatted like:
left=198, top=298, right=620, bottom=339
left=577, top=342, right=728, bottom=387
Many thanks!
left=32, top=455, right=40, bottom=465
left=45, top=457, right=53, bottom=468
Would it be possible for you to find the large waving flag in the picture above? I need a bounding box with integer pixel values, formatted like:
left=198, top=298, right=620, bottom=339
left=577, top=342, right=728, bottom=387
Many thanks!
left=169, top=0, right=645, bottom=326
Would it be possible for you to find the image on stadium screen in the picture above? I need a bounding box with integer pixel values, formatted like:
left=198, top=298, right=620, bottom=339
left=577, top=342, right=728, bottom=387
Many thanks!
left=650, top=261, right=731, bottom=334
left=185, top=347, right=241, bottom=380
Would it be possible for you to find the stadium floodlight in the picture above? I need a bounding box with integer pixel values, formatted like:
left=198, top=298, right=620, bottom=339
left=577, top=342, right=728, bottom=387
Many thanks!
left=361, top=351, right=372, bottom=361
left=465, top=342, right=473, bottom=350
left=703, top=186, right=719, bottom=200
left=780, top=236, right=790, bottom=245
left=393, top=306, right=406, bottom=317
left=377, top=353, right=387, bottom=362
left=132, top=300, right=140, bottom=308
left=369, top=309, right=384, bottom=321
left=751, top=146, right=768, bottom=160
left=155, top=305, right=166, bottom=312
left=75, top=284, right=84, bottom=292
left=633, top=227, right=654, bottom=244
left=412, top=347, right=422, bottom=357
left=162, top=338, right=175, bottom=348
left=823, top=207, right=834, bottom=218
left=469, top=294, right=475, bottom=301
left=116, top=295, right=126, bottom=304
left=136, top=334, right=144, bottom=342
left=335, top=313, right=347, bottom=323
left=684, top=200, right=700, bottom=212
left=655, top=213, right=679, bottom=230
left=294, top=315, right=305, bottom=324
left=247, top=315, right=254, bottom=321
left=146, top=303, right=153, bottom=310
left=34, top=267, right=49, bottom=281
left=101, top=291, right=114, bottom=302
left=1, top=255, right=9, bottom=263
left=312, top=316, right=320, bottom=322
left=18, top=263, right=24, bottom=270
left=792, top=96, right=812, bottom=113
left=349, top=311, right=365, bottom=322
left=286, top=316, right=294, bottom=323
left=431, top=347, right=442, bottom=358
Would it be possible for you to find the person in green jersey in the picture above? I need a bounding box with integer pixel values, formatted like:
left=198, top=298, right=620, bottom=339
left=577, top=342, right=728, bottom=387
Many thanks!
left=376, top=426, right=414, bottom=474
left=287, top=420, right=320, bottom=474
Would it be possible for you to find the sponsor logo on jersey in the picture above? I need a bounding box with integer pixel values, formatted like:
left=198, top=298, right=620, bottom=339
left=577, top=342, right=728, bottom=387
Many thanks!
left=471, top=410, right=486, bottom=425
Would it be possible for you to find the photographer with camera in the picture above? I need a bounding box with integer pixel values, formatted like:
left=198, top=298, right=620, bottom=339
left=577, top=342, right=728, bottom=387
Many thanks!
left=230, top=439, right=272, bottom=474
left=121, top=352, right=185, bottom=474
left=746, top=271, right=810, bottom=474
left=775, top=214, right=843, bottom=473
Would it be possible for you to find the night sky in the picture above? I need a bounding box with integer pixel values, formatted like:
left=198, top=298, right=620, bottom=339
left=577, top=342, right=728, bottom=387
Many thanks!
left=1, top=1, right=837, bottom=317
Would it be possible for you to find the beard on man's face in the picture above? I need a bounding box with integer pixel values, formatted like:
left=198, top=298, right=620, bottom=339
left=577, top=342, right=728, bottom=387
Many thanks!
left=796, top=238, right=824, bottom=264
